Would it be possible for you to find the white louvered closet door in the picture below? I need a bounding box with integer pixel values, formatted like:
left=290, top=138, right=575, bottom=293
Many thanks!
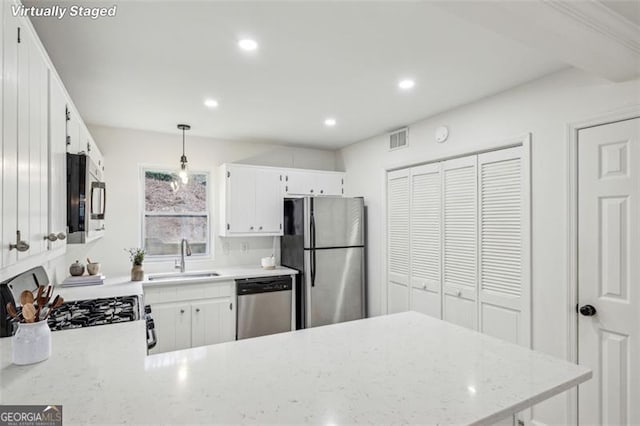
left=478, top=146, right=530, bottom=346
left=442, top=156, right=478, bottom=330
left=387, top=169, right=410, bottom=313
left=409, top=163, right=442, bottom=318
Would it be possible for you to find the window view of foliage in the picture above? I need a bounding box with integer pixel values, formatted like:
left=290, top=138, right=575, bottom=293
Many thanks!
left=143, top=170, right=209, bottom=256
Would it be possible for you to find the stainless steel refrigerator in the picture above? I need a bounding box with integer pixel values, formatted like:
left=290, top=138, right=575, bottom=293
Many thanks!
left=281, top=196, right=366, bottom=329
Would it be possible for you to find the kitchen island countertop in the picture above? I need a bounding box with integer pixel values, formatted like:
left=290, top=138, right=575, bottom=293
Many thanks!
left=0, top=312, right=590, bottom=425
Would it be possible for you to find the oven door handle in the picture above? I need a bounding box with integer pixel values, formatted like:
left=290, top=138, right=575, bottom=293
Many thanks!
left=146, top=318, right=157, bottom=350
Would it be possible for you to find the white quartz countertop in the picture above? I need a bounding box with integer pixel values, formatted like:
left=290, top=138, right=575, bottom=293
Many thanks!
left=0, top=312, right=590, bottom=425
left=54, top=265, right=297, bottom=301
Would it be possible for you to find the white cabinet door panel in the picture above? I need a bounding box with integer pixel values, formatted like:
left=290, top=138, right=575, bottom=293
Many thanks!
left=285, top=170, right=313, bottom=195
left=254, top=169, right=283, bottom=233
left=315, top=172, right=343, bottom=196
left=149, top=302, right=191, bottom=354
left=227, top=166, right=255, bottom=233
left=48, top=75, right=68, bottom=251
left=191, top=299, right=235, bottom=347
left=2, top=3, right=19, bottom=268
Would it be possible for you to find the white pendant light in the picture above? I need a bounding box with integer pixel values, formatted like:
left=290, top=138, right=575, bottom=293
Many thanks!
left=177, top=124, right=191, bottom=184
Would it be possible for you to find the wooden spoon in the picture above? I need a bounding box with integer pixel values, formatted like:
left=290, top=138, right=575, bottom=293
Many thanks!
left=43, top=296, right=64, bottom=320
left=6, top=302, right=19, bottom=321
left=20, top=290, right=34, bottom=306
left=21, top=303, right=36, bottom=323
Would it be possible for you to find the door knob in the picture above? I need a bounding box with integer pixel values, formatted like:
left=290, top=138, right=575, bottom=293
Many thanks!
left=579, top=304, right=597, bottom=316
left=57, top=232, right=67, bottom=241
left=44, top=233, right=58, bottom=242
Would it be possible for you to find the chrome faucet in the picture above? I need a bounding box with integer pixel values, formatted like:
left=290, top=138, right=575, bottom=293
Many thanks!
left=175, top=239, right=192, bottom=273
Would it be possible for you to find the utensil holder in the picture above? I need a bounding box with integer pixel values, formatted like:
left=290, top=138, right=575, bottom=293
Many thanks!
left=12, top=321, right=51, bottom=365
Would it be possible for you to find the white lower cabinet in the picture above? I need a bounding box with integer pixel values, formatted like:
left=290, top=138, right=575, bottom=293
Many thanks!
left=145, top=281, right=236, bottom=355
left=152, top=302, right=192, bottom=353
left=191, top=299, right=235, bottom=347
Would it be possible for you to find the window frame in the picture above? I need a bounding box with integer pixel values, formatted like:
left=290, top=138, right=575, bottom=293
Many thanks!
left=139, top=166, right=212, bottom=261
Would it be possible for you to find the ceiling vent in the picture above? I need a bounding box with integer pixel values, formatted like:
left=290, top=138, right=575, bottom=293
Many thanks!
left=389, top=128, right=409, bottom=151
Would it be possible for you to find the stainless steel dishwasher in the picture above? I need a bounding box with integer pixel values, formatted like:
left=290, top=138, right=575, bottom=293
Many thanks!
left=236, top=276, right=293, bottom=340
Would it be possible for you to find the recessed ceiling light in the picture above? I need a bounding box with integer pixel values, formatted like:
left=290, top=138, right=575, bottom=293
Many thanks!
left=324, top=118, right=337, bottom=127
left=238, top=39, right=258, bottom=51
left=398, top=79, right=415, bottom=90
left=204, top=98, right=219, bottom=108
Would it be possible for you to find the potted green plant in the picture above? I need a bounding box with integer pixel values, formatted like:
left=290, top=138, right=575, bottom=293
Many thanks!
left=126, top=248, right=146, bottom=281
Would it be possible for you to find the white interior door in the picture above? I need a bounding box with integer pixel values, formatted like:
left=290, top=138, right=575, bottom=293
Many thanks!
left=409, top=163, right=442, bottom=318
left=387, top=169, right=410, bottom=312
left=478, top=147, right=530, bottom=346
left=578, top=118, right=640, bottom=425
left=442, top=155, right=477, bottom=330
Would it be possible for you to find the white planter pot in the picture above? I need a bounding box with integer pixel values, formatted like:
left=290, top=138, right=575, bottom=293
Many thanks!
left=12, top=321, right=51, bottom=365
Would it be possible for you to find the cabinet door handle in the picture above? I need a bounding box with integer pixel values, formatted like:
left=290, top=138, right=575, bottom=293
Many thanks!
left=320, top=190, right=324, bottom=194
left=310, top=189, right=314, bottom=193
left=259, top=226, right=263, bottom=230
left=44, top=233, right=58, bottom=242
left=250, top=226, right=254, bottom=230
left=9, top=231, right=29, bottom=252
left=195, top=308, right=200, bottom=313
left=180, top=309, right=185, bottom=314
left=57, top=232, right=67, bottom=241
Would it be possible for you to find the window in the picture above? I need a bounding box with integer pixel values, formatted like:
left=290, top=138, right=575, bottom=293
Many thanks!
left=142, top=169, right=210, bottom=258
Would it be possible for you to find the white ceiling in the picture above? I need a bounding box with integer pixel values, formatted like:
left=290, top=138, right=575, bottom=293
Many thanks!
left=26, top=1, right=574, bottom=148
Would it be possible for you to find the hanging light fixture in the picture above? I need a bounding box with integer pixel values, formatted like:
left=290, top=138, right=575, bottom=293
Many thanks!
left=177, top=124, right=191, bottom=184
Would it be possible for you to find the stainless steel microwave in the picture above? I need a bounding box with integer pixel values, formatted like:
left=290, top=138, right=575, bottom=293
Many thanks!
left=67, top=153, right=106, bottom=243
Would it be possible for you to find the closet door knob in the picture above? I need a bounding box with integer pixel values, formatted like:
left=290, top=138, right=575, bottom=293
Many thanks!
left=57, top=232, right=67, bottom=241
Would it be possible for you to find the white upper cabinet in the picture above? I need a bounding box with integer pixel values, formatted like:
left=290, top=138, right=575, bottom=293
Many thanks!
left=48, top=75, right=68, bottom=252
left=1, top=3, right=100, bottom=277
left=220, top=164, right=344, bottom=237
left=1, top=11, right=49, bottom=269
left=219, top=164, right=284, bottom=236
left=284, top=169, right=344, bottom=196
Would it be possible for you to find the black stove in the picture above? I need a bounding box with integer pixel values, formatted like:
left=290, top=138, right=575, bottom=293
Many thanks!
left=47, top=295, right=140, bottom=331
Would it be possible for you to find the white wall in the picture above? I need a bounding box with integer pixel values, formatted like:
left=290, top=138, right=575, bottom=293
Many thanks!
left=337, top=68, right=640, bottom=425
left=53, top=125, right=337, bottom=281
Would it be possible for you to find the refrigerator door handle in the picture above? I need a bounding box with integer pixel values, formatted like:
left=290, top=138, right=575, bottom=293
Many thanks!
left=310, top=212, right=316, bottom=287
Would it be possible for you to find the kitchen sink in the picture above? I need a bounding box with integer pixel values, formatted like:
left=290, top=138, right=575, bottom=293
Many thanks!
left=147, top=272, right=220, bottom=281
